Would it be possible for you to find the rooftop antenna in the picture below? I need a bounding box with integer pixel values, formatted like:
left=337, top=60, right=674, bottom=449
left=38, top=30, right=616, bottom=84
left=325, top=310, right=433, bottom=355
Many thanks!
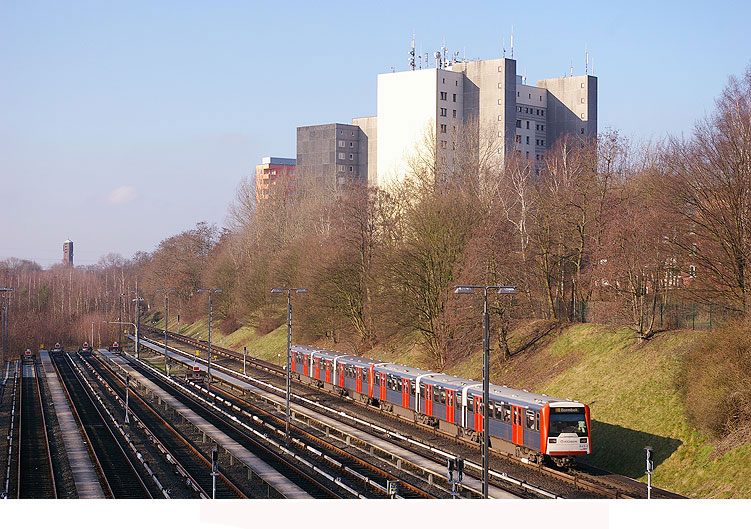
left=523, top=67, right=527, bottom=84
left=502, top=36, right=506, bottom=58
left=463, top=46, right=466, bottom=62
left=585, top=43, right=589, bottom=75
left=419, top=44, right=423, bottom=69
left=570, top=59, right=574, bottom=76
left=409, top=32, right=416, bottom=71
left=434, top=50, right=442, bottom=69
left=510, top=25, right=514, bottom=59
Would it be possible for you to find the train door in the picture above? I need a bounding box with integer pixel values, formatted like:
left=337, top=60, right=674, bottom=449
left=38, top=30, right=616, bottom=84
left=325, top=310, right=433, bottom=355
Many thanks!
left=355, top=367, right=362, bottom=393
left=379, top=373, right=386, bottom=401
left=474, top=396, right=483, bottom=432
left=291, top=351, right=296, bottom=373
left=425, top=385, right=433, bottom=416
left=339, top=365, right=345, bottom=387
left=512, top=406, right=523, bottom=444
left=314, top=357, right=320, bottom=380
left=446, top=390, right=455, bottom=423
left=401, top=378, right=409, bottom=408
left=325, top=359, right=331, bottom=383
left=303, top=353, right=308, bottom=376
left=368, top=366, right=374, bottom=398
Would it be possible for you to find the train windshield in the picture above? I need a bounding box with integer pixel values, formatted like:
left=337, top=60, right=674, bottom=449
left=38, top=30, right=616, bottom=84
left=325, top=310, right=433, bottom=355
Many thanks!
left=549, top=411, right=588, bottom=437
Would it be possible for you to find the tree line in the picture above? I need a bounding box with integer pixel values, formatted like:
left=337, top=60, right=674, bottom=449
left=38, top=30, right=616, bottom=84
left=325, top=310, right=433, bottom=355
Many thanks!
left=2, top=67, right=749, bottom=369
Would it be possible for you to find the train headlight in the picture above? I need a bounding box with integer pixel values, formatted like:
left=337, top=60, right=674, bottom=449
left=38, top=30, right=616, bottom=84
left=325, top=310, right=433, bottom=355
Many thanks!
left=548, top=438, right=557, bottom=444
left=580, top=438, right=588, bottom=443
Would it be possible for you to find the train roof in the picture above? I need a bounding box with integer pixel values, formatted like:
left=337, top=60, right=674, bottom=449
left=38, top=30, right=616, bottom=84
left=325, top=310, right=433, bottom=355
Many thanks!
left=375, top=362, right=433, bottom=378
left=294, top=344, right=585, bottom=409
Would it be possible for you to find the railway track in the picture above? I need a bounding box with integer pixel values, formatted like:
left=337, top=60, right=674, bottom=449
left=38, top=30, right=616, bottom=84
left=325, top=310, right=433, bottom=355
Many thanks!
left=106, top=352, right=341, bottom=498
left=81, top=353, right=246, bottom=499
left=52, top=352, right=153, bottom=499
left=143, top=325, right=683, bottom=499
left=17, top=360, right=56, bottom=498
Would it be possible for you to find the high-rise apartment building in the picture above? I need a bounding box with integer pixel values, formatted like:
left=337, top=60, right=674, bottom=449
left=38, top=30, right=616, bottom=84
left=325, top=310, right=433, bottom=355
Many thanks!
left=255, top=156, right=296, bottom=204
left=295, top=52, right=597, bottom=192
left=296, top=123, right=368, bottom=193
left=63, top=239, right=73, bottom=267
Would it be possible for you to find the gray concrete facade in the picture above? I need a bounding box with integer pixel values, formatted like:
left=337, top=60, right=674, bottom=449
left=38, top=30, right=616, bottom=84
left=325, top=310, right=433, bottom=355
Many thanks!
left=296, top=123, right=366, bottom=193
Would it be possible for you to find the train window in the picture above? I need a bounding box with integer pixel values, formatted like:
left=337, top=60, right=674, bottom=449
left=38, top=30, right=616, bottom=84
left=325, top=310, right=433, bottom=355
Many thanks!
left=434, top=389, right=440, bottom=402
left=362, top=370, right=367, bottom=380
left=526, top=410, right=536, bottom=430
left=439, top=388, right=446, bottom=404
left=410, top=380, right=416, bottom=394
left=488, top=401, right=495, bottom=417
left=397, top=379, right=402, bottom=391
left=502, top=405, right=511, bottom=423
left=419, top=385, right=424, bottom=398
left=467, top=398, right=473, bottom=412
left=374, top=376, right=379, bottom=387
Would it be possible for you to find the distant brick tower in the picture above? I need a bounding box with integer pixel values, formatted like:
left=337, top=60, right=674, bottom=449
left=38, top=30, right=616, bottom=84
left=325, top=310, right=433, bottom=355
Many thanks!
left=63, top=239, right=73, bottom=267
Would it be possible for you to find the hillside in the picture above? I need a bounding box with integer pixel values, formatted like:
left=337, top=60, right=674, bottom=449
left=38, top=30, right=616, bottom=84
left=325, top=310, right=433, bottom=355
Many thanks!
left=167, top=316, right=750, bottom=498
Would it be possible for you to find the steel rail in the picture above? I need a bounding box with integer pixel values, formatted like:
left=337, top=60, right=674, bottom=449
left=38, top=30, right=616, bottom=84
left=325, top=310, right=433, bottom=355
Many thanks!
left=17, top=360, right=57, bottom=498
left=52, top=352, right=152, bottom=498
left=83, top=353, right=245, bottom=499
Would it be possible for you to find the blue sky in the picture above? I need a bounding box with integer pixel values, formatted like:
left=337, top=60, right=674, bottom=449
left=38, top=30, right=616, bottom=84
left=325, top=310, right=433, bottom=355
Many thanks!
left=2, top=0, right=749, bottom=266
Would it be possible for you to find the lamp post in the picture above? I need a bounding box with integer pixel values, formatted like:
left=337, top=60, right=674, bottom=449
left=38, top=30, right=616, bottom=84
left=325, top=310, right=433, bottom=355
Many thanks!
left=91, top=321, right=94, bottom=347
left=454, top=284, right=516, bottom=499
left=271, top=287, right=307, bottom=445
left=132, top=294, right=145, bottom=360
left=156, top=289, right=175, bottom=374
left=0, top=287, right=14, bottom=366
left=197, top=288, right=222, bottom=387
left=104, top=321, right=136, bottom=353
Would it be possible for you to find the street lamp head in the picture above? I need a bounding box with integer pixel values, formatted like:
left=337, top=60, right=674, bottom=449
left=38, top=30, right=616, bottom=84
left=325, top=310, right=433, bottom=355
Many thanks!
left=295, top=288, right=308, bottom=294
left=497, top=286, right=517, bottom=295
left=454, top=286, right=475, bottom=295
left=270, top=288, right=283, bottom=294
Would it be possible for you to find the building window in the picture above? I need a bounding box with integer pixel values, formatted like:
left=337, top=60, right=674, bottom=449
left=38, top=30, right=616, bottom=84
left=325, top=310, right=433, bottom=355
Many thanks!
left=581, top=98, right=585, bottom=103
left=351, top=131, right=355, bottom=136
left=340, top=130, right=343, bottom=135
left=536, top=154, right=540, bottom=160
left=440, top=91, right=447, bottom=101
left=498, top=82, right=502, bottom=88
left=498, top=115, right=503, bottom=121
left=440, top=124, right=447, bottom=133
left=456, top=80, right=458, bottom=86
left=539, top=95, right=542, bottom=101
left=338, top=165, right=345, bottom=172
left=541, top=139, right=544, bottom=146
left=580, top=113, right=585, bottom=118
left=526, top=151, right=529, bottom=159
left=517, top=91, right=520, bottom=96
left=349, top=166, right=353, bottom=172
left=526, top=121, right=530, bottom=129
left=515, top=135, right=521, bottom=143
left=442, top=77, right=445, bottom=84
left=440, top=107, right=447, bottom=117
left=528, top=93, right=531, bottom=99
left=689, top=265, right=697, bottom=278
left=516, top=120, right=521, bottom=128
left=453, top=93, right=456, bottom=102
left=349, top=153, right=353, bottom=160
left=541, top=110, right=544, bottom=116
left=526, top=136, right=529, bottom=144
left=338, top=152, right=345, bottom=160
left=338, top=140, right=345, bottom=147
left=349, top=142, right=353, bottom=147
left=581, top=82, right=585, bottom=88
left=517, top=105, right=522, bottom=112
left=498, top=99, right=503, bottom=105
left=541, top=125, right=544, bottom=131
left=498, top=131, right=503, bottom=137
left=440, top=140, right=447, bottom=148
left=452, top=109, right=457, bottom=118
left=498, top=66, right=503, bottom=72
left=581, top=128, right=585, bottom=134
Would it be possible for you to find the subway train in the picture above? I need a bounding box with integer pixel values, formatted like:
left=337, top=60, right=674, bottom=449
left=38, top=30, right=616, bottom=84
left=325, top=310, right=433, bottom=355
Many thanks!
left=289, top=345, right=591, bottom=467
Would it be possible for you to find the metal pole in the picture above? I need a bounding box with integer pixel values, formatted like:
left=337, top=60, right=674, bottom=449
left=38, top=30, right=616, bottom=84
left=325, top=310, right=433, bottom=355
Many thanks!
left=1, top=295, right=6, bottom=367
left=482, top=287, right=490, bottom=500
left=207, top=292, right=212, bottom=387
left=286, top=290, right=292, bottom=445
left=91, top=321, right=94, bottom=347
left=164, top=295, right=169, bottom=373
left=125, top=374, right=130, bottom=424
left=211, top=448, right=218, bottom=499
left=136, top=296, right=141, bottom=360
left=243, top=346, right=247, bottom=376
left=119, top=293, right=124, bottom=340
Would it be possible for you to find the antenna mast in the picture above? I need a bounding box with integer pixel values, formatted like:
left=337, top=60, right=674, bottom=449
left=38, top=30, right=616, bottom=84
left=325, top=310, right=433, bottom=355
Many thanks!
left=409, top=32, right=416, bottom=71
left=510, top=25, right=514, bottom=59
left=585, top=44, right=589, bottom=75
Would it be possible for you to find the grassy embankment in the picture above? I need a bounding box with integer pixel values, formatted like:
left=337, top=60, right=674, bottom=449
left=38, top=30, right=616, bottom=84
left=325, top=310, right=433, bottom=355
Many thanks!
left=154, top=315, right=751, bottom=498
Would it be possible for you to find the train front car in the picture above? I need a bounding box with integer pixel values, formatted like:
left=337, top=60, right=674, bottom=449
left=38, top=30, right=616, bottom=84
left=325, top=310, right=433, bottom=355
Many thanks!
left=541, top=402, right=591, bottom=467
